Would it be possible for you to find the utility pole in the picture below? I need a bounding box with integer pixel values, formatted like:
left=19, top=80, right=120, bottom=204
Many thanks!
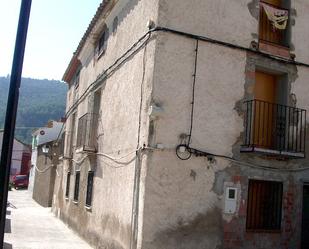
left=0, top=0, right=32, bottom=246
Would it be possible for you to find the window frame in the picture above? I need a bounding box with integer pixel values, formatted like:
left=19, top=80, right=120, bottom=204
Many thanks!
left=65, top=171, right=71, bottom=199
left=97, top=31, right=106, bottom=58
left=73, top=171, right=80, bottom=202
left=258, top=0, right=290, bottom=48
left=246, top=179, right=283, bottom=232
left=85, top=171, right=95, bottom=208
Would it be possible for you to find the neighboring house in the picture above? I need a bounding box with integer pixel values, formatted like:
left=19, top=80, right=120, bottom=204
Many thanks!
left=28, top=120, right=63, bottom=194
left=52, top=1, right=309, bottom=249
left=0, top=131, right=31, bottom=179
left=32, top=140, right=61, bottom=207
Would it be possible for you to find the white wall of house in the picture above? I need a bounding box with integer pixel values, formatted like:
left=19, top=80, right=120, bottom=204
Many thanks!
left=0, top=132, right=30, bottom=177
left=54, top=1, right=309, bottom=249
left=53, top=0, right=159, bottom=248
left=28, top=121, right=63, bottom=194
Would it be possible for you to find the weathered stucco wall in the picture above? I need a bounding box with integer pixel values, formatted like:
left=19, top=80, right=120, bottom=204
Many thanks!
left=139, top=0, right=309, bottom=247
left=157, top=0, right=309, bottom=64
left=292, top=0, right=309, bottom=64
left=33, top=142, right=58, bottom=207
left=53, top=0, right=309, bottom=248
left=157, top=0, right=257, bottom=48
left=53, top=0, right=159, bottom=248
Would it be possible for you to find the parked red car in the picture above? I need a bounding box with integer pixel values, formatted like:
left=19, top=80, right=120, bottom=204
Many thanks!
left=12, top=175, right=29, bottom=189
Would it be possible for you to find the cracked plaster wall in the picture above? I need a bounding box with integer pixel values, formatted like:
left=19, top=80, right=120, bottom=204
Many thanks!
left=52, top=0, right=159, bottom=248
left=140, top=0, right=309, bottom=248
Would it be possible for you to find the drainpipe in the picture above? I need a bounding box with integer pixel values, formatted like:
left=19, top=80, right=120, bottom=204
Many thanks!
left=0, top=0, right=32, bottom=246
left=130, top=150, right=142, bottom=249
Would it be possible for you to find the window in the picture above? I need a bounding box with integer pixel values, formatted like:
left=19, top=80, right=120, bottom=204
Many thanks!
left=246, top=180, right=283, bottom=231
left=69, top=113, right=77, bottom=155
left=97, top=31, right=106, bottom=56
left=59, top=132, right=65, bottom=158
left=73, top=171, right=80, bottom=202
left=241, top=71, right=306, bottom=157
left=73, top=70, right=80, bottom=89
left=112, top=17, right=118, bottom=33
left=76, top=89, right=101, bottom=152
left=65, top=172, right=71, bottom=198
left=85, top=171, right=94, bottom=207
left=259, top=0, right=289, bottom=47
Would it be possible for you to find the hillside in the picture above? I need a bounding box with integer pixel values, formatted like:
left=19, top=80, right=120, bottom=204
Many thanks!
left=0, top=76, right=67, bottom=144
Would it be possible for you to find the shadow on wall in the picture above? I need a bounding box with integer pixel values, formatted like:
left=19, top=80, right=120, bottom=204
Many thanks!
left=3, top=242, right=12, bottom=249
left=152, top=207, right=223, bottom=249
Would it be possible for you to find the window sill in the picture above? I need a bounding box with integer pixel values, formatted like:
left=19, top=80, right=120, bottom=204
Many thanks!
left=73, top=200, right=78, bottom=205
left=258, top=40, right=290, bottom=59
left=76, top=147, right=97, bottom=154
left=97, top=49, right=105, bottom=60
left=240, top=146, right=305, bottom=159
left=85, top=205, right=92, bottom=212
left=75, top=147, right=85, bottom=154
left=246, top=229, right=281, bottom=234
left=65, top=197, right=69, bottom=201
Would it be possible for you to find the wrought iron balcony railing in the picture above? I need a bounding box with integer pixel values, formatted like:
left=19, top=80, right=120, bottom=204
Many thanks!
left=76, top=113, right=98, bottom=152
left=241, top=99, right=306, bottom=158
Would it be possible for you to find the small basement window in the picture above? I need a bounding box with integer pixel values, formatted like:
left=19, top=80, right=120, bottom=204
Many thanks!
left=65, top=172, right=71, bottom=198
left=85, top=171, right=94, bottom=207
left=73, top=171, right=80, bottom=202
left=246, top=179, right=283, bottom=231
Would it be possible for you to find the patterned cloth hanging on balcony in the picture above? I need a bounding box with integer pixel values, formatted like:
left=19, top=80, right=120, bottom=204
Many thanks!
left=261, top=2, right=289, bottom=30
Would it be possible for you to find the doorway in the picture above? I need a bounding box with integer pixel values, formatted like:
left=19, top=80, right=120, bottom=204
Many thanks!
left=301, top=184, right=309, bottom=249
left=253, top=71, right=278, bottom=148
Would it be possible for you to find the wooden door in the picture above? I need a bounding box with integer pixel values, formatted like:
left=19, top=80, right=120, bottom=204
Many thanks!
left=253, top=71, right=277, bottom=148
left=259, top=0, right=284, bottom=45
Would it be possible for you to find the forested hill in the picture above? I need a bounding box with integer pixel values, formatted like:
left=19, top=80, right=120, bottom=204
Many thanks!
left=0, top=76, right=67, bottom=144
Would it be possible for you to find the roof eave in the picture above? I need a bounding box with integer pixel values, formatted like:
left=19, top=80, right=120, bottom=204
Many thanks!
left=62, top=0, right=112, bottom=83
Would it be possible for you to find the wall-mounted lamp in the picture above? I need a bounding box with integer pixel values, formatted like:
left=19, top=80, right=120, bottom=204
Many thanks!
left=42, top=144, right=51, bottom=164
left=42, top=144, right=50, bottom=154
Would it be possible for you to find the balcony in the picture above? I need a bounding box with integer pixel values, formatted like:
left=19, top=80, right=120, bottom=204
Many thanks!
left=241, top=99, right=306, bottom=158
left=259, top=2, right=289, bottom=48
left=76, top=113, right=98, bottom=152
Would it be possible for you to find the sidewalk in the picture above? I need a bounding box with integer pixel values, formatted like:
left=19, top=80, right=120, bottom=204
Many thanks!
left=4, top=190, right=92, bottom=249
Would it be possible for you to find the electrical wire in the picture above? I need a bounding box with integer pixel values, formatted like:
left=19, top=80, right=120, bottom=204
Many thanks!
left=35, top=164, right=54, bottom=173
left=57, top=25, right=309, bottom=171
left=71, top=155, right=88, bottom=165
left=65, top=31, right=153, bottom=120
left=175, top=144, right=309, bottom=172
left=187, top=40, right=199, bottom=146
left=60, top=25, right=309, bottom=128
left=154, top=26, right=309, bottom=68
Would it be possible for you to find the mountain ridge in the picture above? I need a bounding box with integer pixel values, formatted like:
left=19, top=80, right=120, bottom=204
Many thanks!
left=0, top=76, right=67, bottom=144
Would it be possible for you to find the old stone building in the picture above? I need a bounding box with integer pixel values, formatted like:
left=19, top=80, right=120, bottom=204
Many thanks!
left=52, top=0, right=309, bottom=248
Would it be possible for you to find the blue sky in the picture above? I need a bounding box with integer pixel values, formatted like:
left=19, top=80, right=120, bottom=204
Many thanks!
left=0, top=0, right=102, bottom=80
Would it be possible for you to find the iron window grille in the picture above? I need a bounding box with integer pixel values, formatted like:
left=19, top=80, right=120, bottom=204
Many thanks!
left=76, top=113, right=98, bottom=152
left=85, top=171, right=94, bottom=207
left=246, top=179, right=283, bottom=231
left=73, top=171, right=80, bottom=202
left=241, top=99, right=306, bottom=158
left=65, top=172, right=71, bottom=198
